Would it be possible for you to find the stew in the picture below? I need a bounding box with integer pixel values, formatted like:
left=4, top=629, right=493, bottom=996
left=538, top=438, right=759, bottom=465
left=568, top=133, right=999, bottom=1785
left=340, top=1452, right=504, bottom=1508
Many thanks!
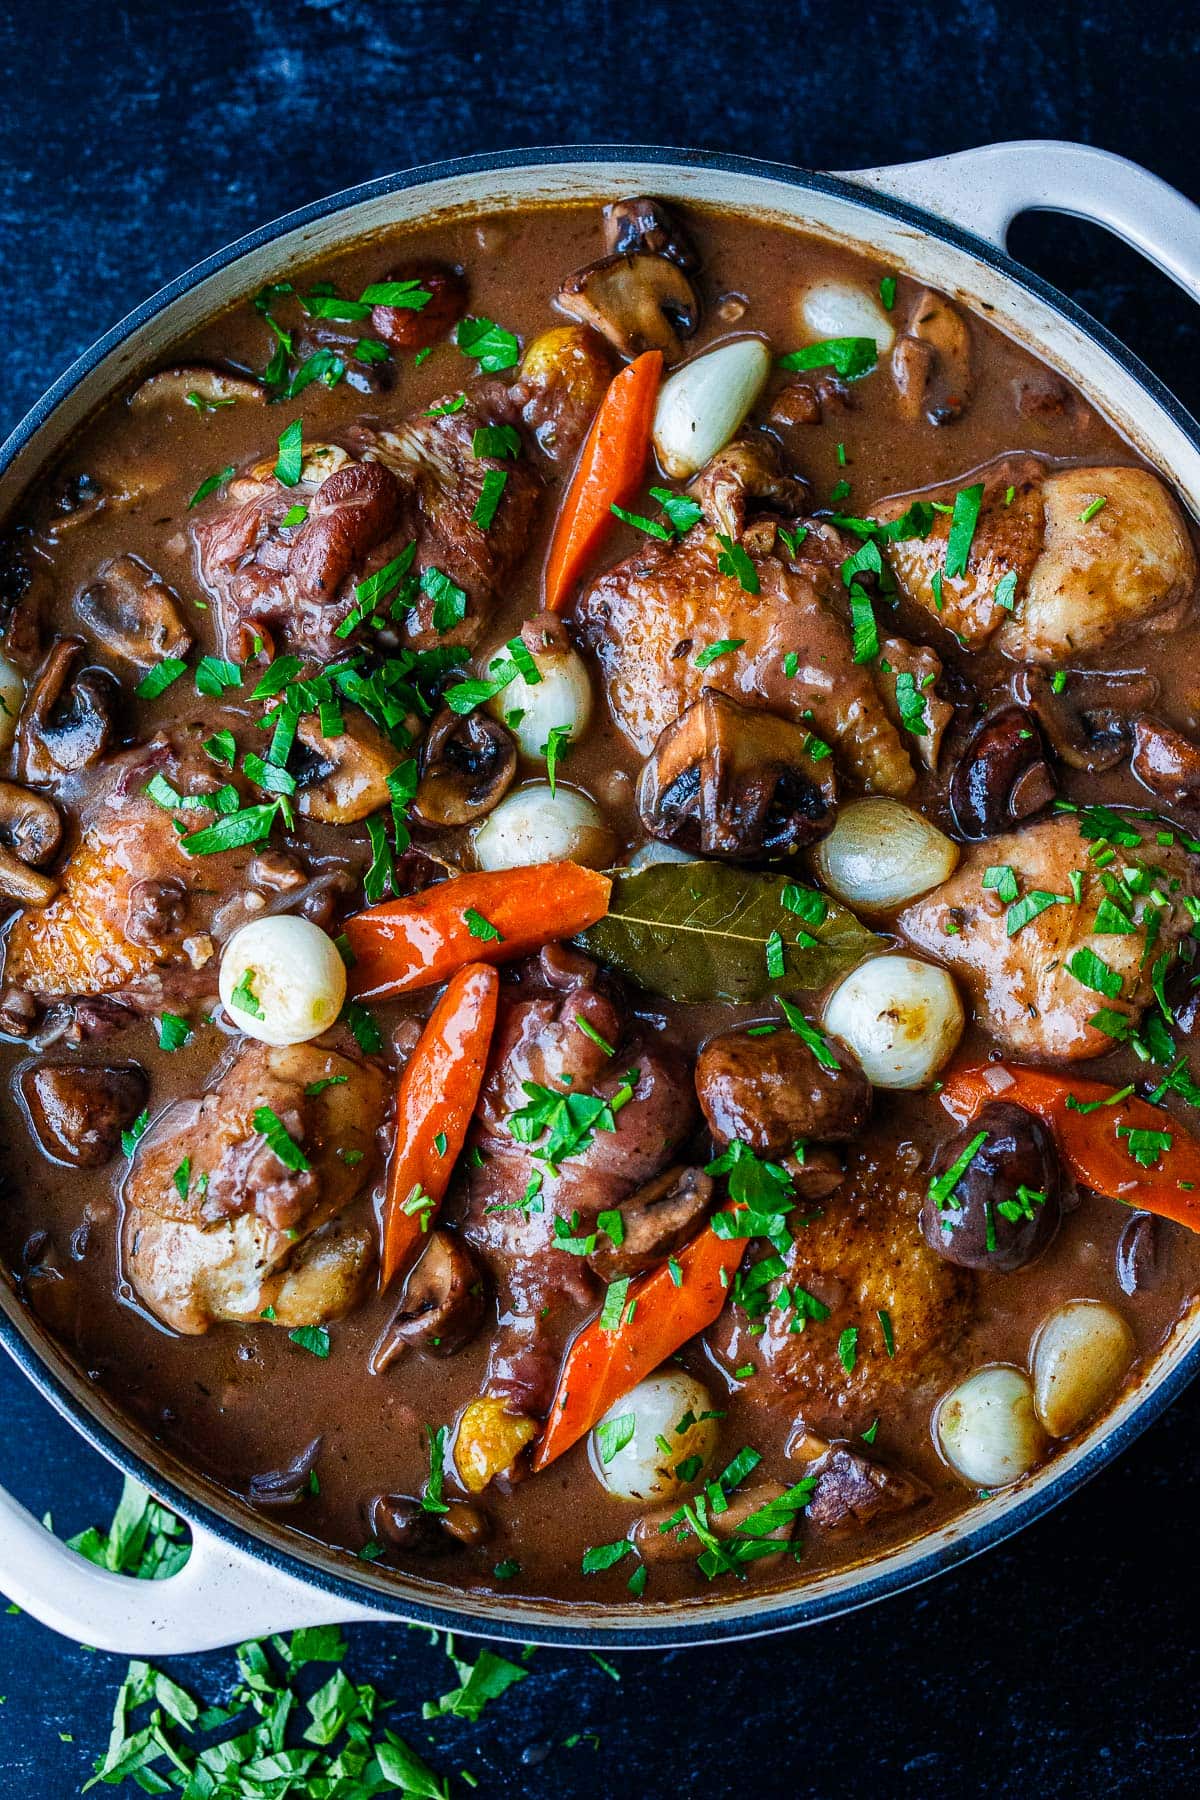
left=2, top=193, right=1200, bottom=1605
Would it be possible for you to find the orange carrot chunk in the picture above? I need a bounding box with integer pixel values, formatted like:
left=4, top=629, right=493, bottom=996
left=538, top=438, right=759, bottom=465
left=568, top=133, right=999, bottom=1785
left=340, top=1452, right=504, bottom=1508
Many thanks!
left=940, top=1062, right=1200, bottom=1233
left=379, top=962, right=499, bottom=1290
left=344, top=863, right=611, bottom=1002
left=543, top=348, right=663, bottom=613
left=532, top=1203, right=746, bottom=1472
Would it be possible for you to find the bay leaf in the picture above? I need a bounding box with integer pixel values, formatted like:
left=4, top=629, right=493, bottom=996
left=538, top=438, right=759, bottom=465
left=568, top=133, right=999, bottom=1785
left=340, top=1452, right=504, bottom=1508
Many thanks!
left=576, top=860, right=880, bottom=1005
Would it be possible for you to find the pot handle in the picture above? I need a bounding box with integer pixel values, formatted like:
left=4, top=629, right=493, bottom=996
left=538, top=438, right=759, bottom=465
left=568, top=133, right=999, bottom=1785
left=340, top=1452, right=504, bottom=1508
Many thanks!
left=0, top=1479, right=389, bottom=1654
left=837, top=139, right=1200, bottom=302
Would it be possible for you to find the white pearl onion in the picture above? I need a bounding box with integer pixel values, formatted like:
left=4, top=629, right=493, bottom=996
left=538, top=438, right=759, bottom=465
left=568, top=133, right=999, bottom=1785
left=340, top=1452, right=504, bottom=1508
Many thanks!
left=652, top=337, right=771, bottom=479
left=822, top=953, right=964, bottom=1089
left=473, top=783, right=615, bottom=871
left=1032, top=1300, right=1135, bottom=1438
left=485, top=641, right=593, bottom=762
left=937, top=1365, right=1046, bottom=1490
left=799, top=279, right=896, bottom=353
left=0, top=652, right=23, bottom=754
left=627, top=841, right=697, bottom=873
left=219, top=915, right=347, bottom=1047
left=590, top=1370, right=720, bottom=1503
left=811, top=797, right=959, bottom=913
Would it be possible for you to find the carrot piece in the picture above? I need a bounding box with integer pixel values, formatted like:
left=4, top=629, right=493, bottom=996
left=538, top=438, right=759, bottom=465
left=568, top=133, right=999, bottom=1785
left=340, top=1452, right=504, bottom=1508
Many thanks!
left=543, top=348, right=663, bottom=613
left=532, top=1203, right=746, bottom=1472
left=344, top=863, right=611, bottom=1001
left=939, top=1062, right=1200, bottom=1233
left=380, top=961, right=499, bottom=1290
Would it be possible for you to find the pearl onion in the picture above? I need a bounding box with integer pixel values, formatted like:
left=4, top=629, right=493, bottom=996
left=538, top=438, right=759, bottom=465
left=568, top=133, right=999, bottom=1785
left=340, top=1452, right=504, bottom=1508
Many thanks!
left=0, top=653, right=23, bottom=753
left=822, top=953, right=964, bottom=1089
left=485, top=640, right=593, bottom=763
left=473, top=783, right=615, bottom=871
left=590, top=1370, right=720, bottom=1503
left=219, top=915, right=347, bottom=1046
left=936, top=1365, right=1045, bottom=1490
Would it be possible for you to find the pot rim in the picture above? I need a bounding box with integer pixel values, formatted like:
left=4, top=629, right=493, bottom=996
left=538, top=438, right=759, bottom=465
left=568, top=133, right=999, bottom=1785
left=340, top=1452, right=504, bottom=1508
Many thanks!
left=3, top=141, right=1199, bottom=1650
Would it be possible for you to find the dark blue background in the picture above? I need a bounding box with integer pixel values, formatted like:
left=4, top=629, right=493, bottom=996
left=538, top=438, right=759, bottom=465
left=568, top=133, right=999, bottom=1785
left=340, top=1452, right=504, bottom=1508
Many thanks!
left=2, top=1, right=1199, bottom=1792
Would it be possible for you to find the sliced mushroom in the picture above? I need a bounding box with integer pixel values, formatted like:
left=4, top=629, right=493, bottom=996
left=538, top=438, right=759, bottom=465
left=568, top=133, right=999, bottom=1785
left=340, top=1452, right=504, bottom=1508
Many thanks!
left=637, top=688, right=837, bottom=859
left=293, top=708, right=408, bottom=825
left=370, top=1230, right=486, bottom=1372
left=1129, top=716, right=1200, bottom=807
left=632, top=1479, right=796, bottom=1566
left=557, top=252, right=699, bottom=359
left=129, top=364, right=265, bottom=410
left=76, top=555, right=192, bottom=670
left=602, top=196, right=699, bottom=271
left=589, top=1166, right=714, bottom=1281
left=412, top=706, right=517, bottom=829
left=891, top=288, right=973, bottom=425
left=369, top=263, right=468, bottom=353
left=949, top=702, right=1057, bottom=839
left=0, top=780, right=62, bottom=906
left=20, top=1061, right=149, bottom=1167
left=17, top=638, right=119, bottom=783
left=1011, top=665, right=1159, bottom=773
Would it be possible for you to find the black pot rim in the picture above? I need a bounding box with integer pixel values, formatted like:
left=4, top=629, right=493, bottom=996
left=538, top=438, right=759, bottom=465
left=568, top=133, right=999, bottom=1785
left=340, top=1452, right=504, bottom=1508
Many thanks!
left=3, top=141, right=1199, bottom=1652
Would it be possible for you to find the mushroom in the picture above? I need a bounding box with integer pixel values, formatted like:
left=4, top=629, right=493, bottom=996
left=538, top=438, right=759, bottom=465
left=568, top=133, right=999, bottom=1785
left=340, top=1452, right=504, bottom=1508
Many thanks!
left=1129, top=716, right=1200, bottom=807
left=696, top=1024, right=871, bottom=1154
left=948, top=702, right=1057, bottom=839
left=601, top=196, right=699, bottom=270
left=556, top=252, right=699, bottom=359
left=686, top=435, right=808, bottom=540
left=588, top=1165, right=715, bottom=1281
left=21, top=1061, right=149, bottom=1167
left=75, top=554, right=192, bottom=670
left=636, top=688, right=837, bottom=859
left=0, top=780, right=62, bottom=906
left=412, top=706, right=517, bottom=829
left=370, top=1230, right=487, bottom=1372
left=891, top=287, right=974, bottom=425
left=1011, top=665, right=1159, bottom=773
left=17, top=638, right=119, bottom=782
left=369, top=263, right=468, bottom=353
left=293, top=707, right=408, bottom=825
left=128, top=364, right=265, bottom=410
left=920, top=1102, right=1062, bottom=1273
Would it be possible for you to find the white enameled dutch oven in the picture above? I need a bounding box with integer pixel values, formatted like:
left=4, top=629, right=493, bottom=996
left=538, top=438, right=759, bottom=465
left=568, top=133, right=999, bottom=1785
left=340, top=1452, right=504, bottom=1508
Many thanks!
left=2, top=140, right=1200, bottom=1655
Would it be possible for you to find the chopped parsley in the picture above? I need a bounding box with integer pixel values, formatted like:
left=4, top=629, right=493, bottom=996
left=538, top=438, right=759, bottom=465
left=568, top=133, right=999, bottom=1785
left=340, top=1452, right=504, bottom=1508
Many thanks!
left=695, top=636, right=746, bottom=669
left=1116, top=1124, right=1172, bottom=1168
left=156, top=1012, right=191, bottom=1052
left=253, top=1104, right=310, bottom=1173
left=928, top=1129, right=989, bottom=1211
left=456, top=314, right=521, bottom=372
left=944, top=482, right=984, bottom=579
left=715, top=534, right=760, bottom=593
left=135, top=658, right=187, bottom=699
left=273, top=417, right=304, bottom=487
left=837, top=1326, right=858, bottom=1375
left=471, top=467, right=509, bottom=531
left=1079, top=495, right=1108, bottom=523
left=187, top=464, right=234, bottom=508
left=779, top=997, right=839, bottom=1069
left=778, top=336, right=877, bottom=380
left=288, top=1325, right=331, bottom=1357
left=120, top=1109, right=149, bottom=1158
left=463, top=906, right=503, bottom=942
left=594, top=1412, right=636, bottom=1464
left=1006, top=889, right=1069, bottom=936
left=1066, top=946, right=1122, bottom=999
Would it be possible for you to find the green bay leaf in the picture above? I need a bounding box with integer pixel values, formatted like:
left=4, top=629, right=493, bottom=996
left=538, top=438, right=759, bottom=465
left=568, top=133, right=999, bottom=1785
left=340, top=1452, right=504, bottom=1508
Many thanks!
left=577, top=860, right=879, bottom=1003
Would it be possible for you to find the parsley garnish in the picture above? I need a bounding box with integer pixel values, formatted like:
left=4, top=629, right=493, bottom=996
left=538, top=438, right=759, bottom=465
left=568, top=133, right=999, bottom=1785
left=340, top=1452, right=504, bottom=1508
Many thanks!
left=273, top=417, right=303, bottom=487
left=156, top=1013, right=191, bottom=1052
left=253, top=1104, right=310, bottom=1173
left=778, top=336, right=877, bottom=380
left=288, top=1325, right=331, bottom=1357
left=944, top=482, right=984, bottom=579
left=456, top=315, right=521, bottom=372
left=463, top=906, right=503, bottom=942
left=715, top=534, right=759, bottom=593
left=695, top=636, right=745, bottom=668
left=187, top=465, right=234, bottom=508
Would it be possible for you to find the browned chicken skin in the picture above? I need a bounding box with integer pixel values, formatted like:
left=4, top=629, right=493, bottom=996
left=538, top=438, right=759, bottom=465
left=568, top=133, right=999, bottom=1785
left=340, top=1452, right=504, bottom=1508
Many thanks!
left=578, top=444, right=917, bottom=797
left=122, top=1040, right=385, bottom=1334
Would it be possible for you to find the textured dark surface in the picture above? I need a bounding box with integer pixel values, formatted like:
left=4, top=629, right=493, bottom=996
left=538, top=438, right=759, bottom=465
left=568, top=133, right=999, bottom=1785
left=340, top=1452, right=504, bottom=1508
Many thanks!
left=2, top=0, right=1200, bottom=1793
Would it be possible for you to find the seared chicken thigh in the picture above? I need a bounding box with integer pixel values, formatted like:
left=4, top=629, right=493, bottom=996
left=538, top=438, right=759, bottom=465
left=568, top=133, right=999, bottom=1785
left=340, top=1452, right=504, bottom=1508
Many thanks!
left=122, top=1041, right=384, bottom=1334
